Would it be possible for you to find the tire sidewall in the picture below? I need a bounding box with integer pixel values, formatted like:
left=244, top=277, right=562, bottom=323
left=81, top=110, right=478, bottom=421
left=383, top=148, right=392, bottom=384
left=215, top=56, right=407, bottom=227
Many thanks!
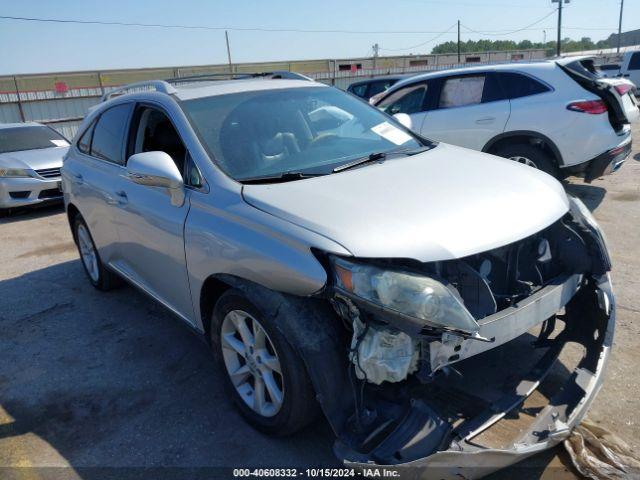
left=210, top=290, right=304, bottom=435
left=73, top=216, right=106, bottom=289
left=496, top=144, right=558, bottom=178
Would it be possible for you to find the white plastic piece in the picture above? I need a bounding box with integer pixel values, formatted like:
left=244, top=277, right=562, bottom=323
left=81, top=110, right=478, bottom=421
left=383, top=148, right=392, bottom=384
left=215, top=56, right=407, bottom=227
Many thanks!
left=564, top=418, right=640, bottom=479
left=350, top=318, right=419, bottom=385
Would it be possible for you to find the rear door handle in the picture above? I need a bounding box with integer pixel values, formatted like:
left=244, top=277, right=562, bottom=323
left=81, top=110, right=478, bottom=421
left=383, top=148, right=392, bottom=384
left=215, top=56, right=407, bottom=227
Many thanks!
left=475, top=116, right=496, bottom=125
left=115, top=190, right=128, bottom=204
left=104, top=190, right=128, bottom=205
left=73, top=173, right=84, bottom=184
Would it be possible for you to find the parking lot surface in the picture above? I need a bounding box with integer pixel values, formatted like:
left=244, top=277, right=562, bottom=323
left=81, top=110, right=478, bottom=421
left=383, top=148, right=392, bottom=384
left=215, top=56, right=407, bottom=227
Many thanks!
left=1, top=127, right=639, bottom=479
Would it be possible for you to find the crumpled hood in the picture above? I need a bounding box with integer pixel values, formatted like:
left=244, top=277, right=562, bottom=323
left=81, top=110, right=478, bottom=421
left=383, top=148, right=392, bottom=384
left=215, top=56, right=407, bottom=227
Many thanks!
left=242, top=143, right=569, bottom=262
left=0, top=146, right=68, bottom=171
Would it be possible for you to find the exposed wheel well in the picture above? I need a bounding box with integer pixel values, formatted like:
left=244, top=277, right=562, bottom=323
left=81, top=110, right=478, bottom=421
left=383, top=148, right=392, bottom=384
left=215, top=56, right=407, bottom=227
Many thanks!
left=485, top=134, right=562, bottom=166
left=199, top=276, right=233, bottom=338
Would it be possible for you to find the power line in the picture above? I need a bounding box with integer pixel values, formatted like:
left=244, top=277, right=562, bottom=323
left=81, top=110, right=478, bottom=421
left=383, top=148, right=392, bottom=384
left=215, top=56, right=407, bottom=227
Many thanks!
left=0, top=14, right=615, bottom=37
left=394, top=0, right=558, bottom=8
left=0, top=15, right=462, bottom=35
left=461, top=9, right=557, bottom=36
left=379, top=23, right=458, bottom=51
left=465, top=26, right=616, bottom=33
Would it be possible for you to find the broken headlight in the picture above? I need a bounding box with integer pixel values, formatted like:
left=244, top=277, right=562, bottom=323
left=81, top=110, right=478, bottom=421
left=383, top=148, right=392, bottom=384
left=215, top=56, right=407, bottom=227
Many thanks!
left=330, top=256, right=480, bottom=335
left=568, top=196, right=612, bottom=272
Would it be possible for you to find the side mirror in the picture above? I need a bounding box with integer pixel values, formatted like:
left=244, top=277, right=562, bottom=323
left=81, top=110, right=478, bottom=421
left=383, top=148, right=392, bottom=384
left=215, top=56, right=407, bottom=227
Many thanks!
left=127, top=151, right=185, bottom=207
left=393, top=113, right=413, bottom=130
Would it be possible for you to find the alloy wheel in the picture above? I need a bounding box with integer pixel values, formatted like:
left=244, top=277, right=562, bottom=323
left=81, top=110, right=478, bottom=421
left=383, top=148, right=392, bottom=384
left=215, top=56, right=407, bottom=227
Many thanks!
left=220, top=310, right=284, bottom=417
left=510, top=155, right=539, bottom=169
left=77, top=223, right=99, bottom=283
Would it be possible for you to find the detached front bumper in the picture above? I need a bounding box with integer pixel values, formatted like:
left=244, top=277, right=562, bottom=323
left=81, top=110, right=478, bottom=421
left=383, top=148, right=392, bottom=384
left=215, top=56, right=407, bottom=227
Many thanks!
left=0, top=176, right=63, bottom=209
left=336, top=274, right=615, bottom=479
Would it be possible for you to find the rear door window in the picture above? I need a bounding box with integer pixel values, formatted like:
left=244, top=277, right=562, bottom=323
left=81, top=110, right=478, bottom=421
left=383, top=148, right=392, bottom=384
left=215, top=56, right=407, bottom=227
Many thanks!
left=437, top=73, right=506, bottom=108
left=90, top=104, right=133, bottom=165
left=77, top=122, right=95, bottom=154
left=439, top=75, right=485, bottom=108
left=378, top=83, right=427, bottom=115
left=497, top=72, right=550, bottom=99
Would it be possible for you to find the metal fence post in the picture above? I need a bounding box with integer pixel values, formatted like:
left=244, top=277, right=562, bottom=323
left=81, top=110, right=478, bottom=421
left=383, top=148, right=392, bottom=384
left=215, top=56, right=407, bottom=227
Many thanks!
left=12, top=76, right=25, bottom=122
left=96, top=72, right=105, bottom=96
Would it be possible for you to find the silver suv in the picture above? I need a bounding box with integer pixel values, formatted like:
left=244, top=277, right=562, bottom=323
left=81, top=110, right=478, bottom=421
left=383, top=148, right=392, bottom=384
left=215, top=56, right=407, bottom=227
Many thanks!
left=62, top=74, right=615, bottom=476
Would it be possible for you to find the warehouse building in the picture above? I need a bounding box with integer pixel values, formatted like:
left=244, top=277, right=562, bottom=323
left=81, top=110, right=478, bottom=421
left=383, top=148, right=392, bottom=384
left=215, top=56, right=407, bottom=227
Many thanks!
left=608, top=28, right=640, bottom=50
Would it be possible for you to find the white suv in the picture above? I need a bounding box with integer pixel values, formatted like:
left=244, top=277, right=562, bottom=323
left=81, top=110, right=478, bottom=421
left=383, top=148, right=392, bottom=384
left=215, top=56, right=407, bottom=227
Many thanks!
left=374, top=57, right=639, bottom=182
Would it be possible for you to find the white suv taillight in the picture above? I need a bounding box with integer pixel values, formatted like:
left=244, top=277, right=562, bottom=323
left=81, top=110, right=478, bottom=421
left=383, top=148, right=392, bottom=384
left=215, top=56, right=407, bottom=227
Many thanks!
left=614, top=84, right=634, bottom=96
left=567, top=100, right=608, bottom=115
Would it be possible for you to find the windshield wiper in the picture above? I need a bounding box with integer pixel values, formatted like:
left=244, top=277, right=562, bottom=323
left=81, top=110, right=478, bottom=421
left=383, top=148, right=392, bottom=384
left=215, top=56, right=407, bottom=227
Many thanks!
left=333, top=152, right=387, bottom=173
left=240, top=171, right=325, bottom=184
left=333, top=146, right=430, bottom=173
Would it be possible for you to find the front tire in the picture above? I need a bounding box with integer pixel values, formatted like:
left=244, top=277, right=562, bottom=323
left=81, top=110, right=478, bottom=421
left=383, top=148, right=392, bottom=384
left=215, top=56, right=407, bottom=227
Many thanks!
left=210, top=289, right=318, bottom=436
left=495, top=143, right=559, bottom=178
left=73, top=215, right=120, bottom=291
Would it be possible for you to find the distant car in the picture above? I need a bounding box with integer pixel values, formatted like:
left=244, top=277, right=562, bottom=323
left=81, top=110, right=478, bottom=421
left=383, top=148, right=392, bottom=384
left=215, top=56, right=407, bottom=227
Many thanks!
left=0, top=122, right=69, bottom=212
left=373, top=57, right=638, bottom=182
left=598, top=63, right=622, bottom=78
left=347, top=75, right=407, bottom=101
left=616, top=50, right=640, bottom=89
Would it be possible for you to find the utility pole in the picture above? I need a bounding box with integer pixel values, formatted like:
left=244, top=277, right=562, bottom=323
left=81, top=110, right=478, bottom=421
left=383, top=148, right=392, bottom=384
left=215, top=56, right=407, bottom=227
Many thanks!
left=617, top=0, right=625, bottom=53
left=543, top=30, right=547, bottom=45
left=372, top=43, right=379, bottom=69
left=552, top=0, right=568, bottom=57
left=225, top=30, right=233, bottom=75
left=457, top=20, right=461, bottom=63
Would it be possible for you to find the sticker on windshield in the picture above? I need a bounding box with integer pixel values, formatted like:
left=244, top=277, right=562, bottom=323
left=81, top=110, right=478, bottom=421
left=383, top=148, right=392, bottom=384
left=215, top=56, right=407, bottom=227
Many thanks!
left=371, top=122, right=413, bottom=145
left=51, top=139, right=69, bottom=147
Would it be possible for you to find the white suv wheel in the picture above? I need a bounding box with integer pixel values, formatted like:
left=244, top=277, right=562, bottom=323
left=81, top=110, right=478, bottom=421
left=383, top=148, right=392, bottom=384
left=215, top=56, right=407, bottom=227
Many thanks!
left=510, top=155, right=539, bottom=169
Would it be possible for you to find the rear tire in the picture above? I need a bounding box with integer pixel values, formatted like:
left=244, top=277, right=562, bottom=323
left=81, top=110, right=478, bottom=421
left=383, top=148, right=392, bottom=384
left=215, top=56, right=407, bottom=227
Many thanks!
left=72, top=215, right=120, bottom=291
left=494, top=143, right=559, bottom=179
left=210, top=289, right=318, bottom=436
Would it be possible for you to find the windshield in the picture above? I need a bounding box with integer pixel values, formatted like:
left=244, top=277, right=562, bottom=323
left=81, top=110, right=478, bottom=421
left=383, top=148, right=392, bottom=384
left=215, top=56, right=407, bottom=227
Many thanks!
left=181, top=86, right=425, bottom=181
left=0, top=126, right=69, bottom=154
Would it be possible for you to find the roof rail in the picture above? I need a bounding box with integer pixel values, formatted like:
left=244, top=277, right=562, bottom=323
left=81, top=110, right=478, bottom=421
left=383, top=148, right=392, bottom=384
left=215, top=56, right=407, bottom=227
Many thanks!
left=166, top=70, right=313, bottom=85
left=101, top=80, right=177, bottom=102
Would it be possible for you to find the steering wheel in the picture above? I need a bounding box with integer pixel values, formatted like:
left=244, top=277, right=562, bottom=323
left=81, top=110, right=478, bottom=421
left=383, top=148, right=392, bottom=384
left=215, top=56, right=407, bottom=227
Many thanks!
left=309, top=133, right=339, bottom=147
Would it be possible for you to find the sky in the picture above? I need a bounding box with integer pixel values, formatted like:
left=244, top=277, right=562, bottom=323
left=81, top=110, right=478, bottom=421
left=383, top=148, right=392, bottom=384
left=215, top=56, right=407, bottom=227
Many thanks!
left=0, top=0, right=636, bottom=75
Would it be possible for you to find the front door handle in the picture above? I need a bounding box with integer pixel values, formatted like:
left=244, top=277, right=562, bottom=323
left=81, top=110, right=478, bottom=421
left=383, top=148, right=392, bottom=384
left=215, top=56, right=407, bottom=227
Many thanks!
left=73, top=173, right=84, bottom=185
left=475, top=116, right=496, bottom=125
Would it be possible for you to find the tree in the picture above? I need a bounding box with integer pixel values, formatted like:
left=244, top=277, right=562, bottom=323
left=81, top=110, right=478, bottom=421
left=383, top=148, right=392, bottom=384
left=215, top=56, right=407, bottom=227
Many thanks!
left=430, top=37, right=610, bottom=55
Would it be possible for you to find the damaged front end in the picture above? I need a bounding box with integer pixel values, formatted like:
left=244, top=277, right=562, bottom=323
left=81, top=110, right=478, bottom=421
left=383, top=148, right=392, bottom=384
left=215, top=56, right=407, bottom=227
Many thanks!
left=321, top=196, right=615, bottom=479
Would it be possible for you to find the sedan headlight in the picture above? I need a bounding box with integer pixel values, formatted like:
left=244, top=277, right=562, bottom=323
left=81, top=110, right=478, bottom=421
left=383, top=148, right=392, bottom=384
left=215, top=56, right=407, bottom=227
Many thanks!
left=0, top=168, right=31, bottom=178
left=330, top=256, right=480, bottom=335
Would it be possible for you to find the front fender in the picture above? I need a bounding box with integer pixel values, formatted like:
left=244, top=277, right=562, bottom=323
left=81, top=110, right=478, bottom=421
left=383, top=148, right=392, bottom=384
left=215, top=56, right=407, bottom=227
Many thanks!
left=185, top=187, right=351, bottom=331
